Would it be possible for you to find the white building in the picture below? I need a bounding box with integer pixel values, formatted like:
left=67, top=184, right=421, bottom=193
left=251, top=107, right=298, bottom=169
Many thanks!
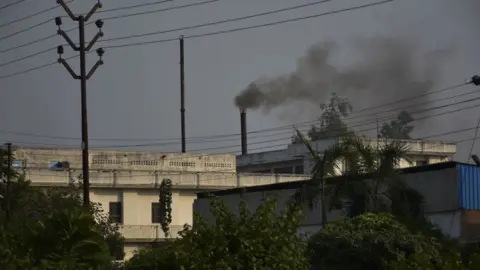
left=12, top=147, right=309, bottom=260
left=237, top=138, right=457, bottom=174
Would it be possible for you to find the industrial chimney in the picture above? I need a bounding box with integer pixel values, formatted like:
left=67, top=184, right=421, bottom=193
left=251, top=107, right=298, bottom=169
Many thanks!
left=240, top=108, right=247, bottom=155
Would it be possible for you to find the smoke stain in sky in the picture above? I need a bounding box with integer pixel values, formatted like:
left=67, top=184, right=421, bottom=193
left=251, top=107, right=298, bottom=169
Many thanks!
left=234, top=37, right=452, bottom=117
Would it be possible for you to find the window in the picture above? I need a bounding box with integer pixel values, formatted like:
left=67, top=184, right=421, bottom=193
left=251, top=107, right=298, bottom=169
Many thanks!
left=151, top=202, right=162, bottom=223
left=111, top=243, right=124, bottom=261
left=415, top=160, right=428, bottom=167
left=294, top=165, right=304, bottom=174
left=109, top=202, right=122, bottom=224
left=274, top=167, right=294, bottom=174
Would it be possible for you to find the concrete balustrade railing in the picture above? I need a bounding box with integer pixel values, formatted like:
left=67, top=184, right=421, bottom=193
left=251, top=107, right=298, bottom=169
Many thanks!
left=118, top=225, right=184, bottom=240
left=23, top=169, right=309, bottom=188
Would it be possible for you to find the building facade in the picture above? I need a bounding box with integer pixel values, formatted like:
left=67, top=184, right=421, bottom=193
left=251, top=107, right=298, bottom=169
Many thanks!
left=237, top=138, right=457, bottom=174
left=195, top=162, right=480, bottom=243
left=13, top=148, right=309, bottom=260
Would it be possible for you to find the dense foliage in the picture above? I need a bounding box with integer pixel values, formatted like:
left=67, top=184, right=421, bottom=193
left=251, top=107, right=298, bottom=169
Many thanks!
left=158, top=178, right=173, bottom=237
left=0, top=151, right=123, bottom=270
left=380, top=111, right=415, bottom=139
left=126, top=197, right=309, bottom=270
left=309, top=213, right=442, bottom=269
left=292, top=93, right=352, bottom=143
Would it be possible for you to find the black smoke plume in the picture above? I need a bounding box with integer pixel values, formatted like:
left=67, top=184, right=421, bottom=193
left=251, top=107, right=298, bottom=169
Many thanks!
left=234, top=37, right=450, bottom=113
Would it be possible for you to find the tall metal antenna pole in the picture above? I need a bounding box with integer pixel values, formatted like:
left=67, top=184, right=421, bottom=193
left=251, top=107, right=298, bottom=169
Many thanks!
left=55, top=0, right=105, bottom=206
left=180, top=35, right=186, bottom=153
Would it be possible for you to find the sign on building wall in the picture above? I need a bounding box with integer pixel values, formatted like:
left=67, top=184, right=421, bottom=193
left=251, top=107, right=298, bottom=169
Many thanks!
left=12, top=160, right=23, bottom=169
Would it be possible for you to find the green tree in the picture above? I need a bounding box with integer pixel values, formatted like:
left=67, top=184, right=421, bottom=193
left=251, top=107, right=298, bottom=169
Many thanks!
left=0, top=150, right=124, bottom=270
left=380, top=111, right=414, bottom=139
left=292, top=128, right=346, bottom=226
left=126, top=197, right=309, bottom=270
left=329, top=135, right=424, bottom=222
left=292, top=93, right=352, bottom=143
left=309, top=213, right=442, bottom=270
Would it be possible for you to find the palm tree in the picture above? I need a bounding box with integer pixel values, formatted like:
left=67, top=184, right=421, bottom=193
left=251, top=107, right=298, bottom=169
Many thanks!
left=329, top=135, right=425, bottom=222
left=291, top=128, right=346, bottom=226
left=292, top=131, right=425, bottom=226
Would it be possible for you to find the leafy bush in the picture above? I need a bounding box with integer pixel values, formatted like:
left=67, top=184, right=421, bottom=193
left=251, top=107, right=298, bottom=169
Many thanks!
left=308, top=213, right=442, bottom=270
left=126, top=197, right=309, bottom=270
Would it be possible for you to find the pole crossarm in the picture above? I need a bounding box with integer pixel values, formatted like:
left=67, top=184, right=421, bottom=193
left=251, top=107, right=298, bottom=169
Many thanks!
left=86, top=31, right=104, bottom=51
left=57, top=0, right=77, bottom=21
left=58, top=30, right=79, bottom=51
left=85, top=3, right=102, bottom=22
left=86, top=60, right=103, bottom=80
left=58, top=58, right=80, bottom=79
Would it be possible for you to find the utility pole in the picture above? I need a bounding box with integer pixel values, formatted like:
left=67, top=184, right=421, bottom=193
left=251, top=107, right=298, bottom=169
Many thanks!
left=55, top=0, right=105, bottom=206
left=5, top=143, right=11, bottom=223
left=180, top=35, right=186, bottom=153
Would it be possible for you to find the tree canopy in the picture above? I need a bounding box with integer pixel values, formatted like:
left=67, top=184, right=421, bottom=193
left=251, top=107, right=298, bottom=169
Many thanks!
left=126, top=197, right=309, bottom=270
left=293, top=93, right=352, bottom=143
left=380, top=111, right=415, bottom=139
left=0, top=150, right=123, bottom=270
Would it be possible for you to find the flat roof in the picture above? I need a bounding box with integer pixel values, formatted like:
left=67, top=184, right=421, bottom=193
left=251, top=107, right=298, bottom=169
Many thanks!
left=198, top=161, right=473, bottom=198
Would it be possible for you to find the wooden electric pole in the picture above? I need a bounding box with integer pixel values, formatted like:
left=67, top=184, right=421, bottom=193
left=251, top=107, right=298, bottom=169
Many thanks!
left=55, top=0, right=105, bottom=206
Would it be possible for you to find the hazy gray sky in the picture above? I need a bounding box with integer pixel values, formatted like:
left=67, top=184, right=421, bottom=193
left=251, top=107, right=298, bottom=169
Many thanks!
left=0, top=0, right=479, bottom=160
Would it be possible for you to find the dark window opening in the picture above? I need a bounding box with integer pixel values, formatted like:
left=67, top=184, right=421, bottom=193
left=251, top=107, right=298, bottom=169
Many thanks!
left=294, top=165, right=304, bottom=174
left=415, top=160, right=428, bottom=167
left=111, top=243, right=124, bottom=261
left=274, top=167, right=294, bottom=174
left=109, top=202, right=122, bottom=224
left=151, top=202, right=162, bottom=223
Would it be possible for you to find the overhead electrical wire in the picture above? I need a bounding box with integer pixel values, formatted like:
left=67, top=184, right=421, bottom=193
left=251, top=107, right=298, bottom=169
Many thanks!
left=0, top=0, right=218, bottom=53
left=101, top=0, right=335, bottom=43
left=0, top=0, right=394, bottom=79
left=6, top=126, right=480, bottom=177
left=0, top=18, right=51, bottom=42
left=94, top=0, right=174, bottom=14
left=0, top=0, right=28, bottom=11
left=0, top=0, right=334, bottom=68
left=0, top=81, right=473, bottom=143
left=3, top=91, right=480, bottom=151
left=0, top=0, right=75, bottom=30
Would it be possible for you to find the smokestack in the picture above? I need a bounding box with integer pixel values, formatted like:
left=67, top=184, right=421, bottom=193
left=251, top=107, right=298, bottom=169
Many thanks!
left=240, top=109, right=247, bottom=155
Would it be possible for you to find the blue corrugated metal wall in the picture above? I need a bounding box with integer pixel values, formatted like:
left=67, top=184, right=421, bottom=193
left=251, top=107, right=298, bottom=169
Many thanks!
left=457, top=164, right=480, bottom=210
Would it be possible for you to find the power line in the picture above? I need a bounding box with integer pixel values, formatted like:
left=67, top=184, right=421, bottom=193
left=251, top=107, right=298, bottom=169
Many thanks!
left=0, top=81, right=475, bottom=144
left=101, top=0, right=334, bottom=43
left=0, top=0, right=75, bottom=30
left=0, top=54, right=79, bottom=79
left=105, top=0, right=394, bottom=49
left=4, top=93, right=480, bottom=151
left=0, top=0, right=28, bottom=11
left=0, top=0, right=334, bottom=69
left=0, top=81, right=472, bottom=142
left=98, top=0, right=218, bottom=21
left=4, top=124, right=479, bottom=168
left=94, top=0, right=174, bottom=14
left=0, top=19, right=51, bottom=42
left=0, top=0, right=394, bottom=78
left=0, top=47, right=54, bottom=69
left=0, top=0, right=217, bottom=54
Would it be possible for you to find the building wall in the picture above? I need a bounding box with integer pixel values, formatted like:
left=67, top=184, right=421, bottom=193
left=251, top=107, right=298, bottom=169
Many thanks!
left=14, top=148, right=237, bottom=173
left=237, top=139, right=455, bottom=174
left=193, top=167, right=463, bottom=239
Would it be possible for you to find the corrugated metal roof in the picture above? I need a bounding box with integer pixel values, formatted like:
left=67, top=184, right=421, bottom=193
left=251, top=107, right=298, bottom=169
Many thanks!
left=457, top=164, right=480, bottom=210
